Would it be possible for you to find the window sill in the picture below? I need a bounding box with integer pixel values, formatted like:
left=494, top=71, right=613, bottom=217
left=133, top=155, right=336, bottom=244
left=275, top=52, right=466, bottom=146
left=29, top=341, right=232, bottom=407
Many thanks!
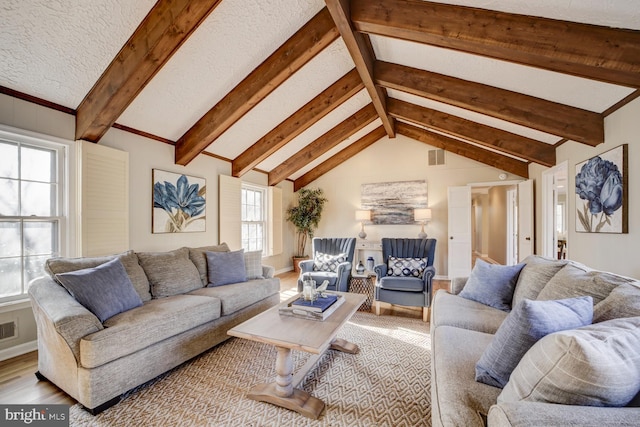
left=0, top=299, right=31, bottom=313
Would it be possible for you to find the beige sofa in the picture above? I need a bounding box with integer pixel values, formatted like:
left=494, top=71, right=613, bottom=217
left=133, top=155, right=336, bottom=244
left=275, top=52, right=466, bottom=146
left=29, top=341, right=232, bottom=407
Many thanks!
left=431, top=255, right=640, bottom=426
left=29, top=245, right=280, bottom=414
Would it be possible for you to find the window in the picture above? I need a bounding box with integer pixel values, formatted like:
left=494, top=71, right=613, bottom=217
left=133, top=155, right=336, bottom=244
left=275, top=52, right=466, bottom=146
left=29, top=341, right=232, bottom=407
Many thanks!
left=0, top=136, right=65, bottom=302
left=241, top=184, right=267, bottom=252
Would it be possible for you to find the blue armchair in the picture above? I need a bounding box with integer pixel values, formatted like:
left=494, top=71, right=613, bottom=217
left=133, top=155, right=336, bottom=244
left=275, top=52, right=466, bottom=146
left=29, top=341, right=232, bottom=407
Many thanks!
left=297, top=237, right=356, bottom=293
left=374, top=238, right=436, bottom=322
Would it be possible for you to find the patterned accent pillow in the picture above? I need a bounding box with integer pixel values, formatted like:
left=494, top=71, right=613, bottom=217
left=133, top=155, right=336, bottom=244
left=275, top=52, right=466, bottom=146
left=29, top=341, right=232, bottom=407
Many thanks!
left=244, top=250, right=264, bottom=280
left=387, top=257, right=428, bottom=278
left=313, top=252, right=347, bottom=272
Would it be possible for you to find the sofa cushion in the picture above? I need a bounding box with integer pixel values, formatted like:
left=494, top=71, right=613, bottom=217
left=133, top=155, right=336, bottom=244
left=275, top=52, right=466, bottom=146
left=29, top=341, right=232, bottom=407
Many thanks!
left=512, top=255, right=568, bottom=307
left=536, top=262, right=635, bottom=305
left=46, top=250, right=151, bottom=302
left=55, top=258, right=144, bottom=323
left=244, top=250, right=264, bottom=279
left=459, top=259, right=525, bottom=312
left=80, top=294, right=221, bottom=369
left=189, top=278, right=280, bottom=316
left=387, top=256, right=428, bottom=278
left=475, top=296, right=593, bottom=388
left=499, top=317, right=640, bottom=407
left=137, top=247, right=202, bottom=298
left=432, top=326, right=502, bottom=427
left=188, top=243, right=230, bottom=286
left=379, top=276, right=424, bottom=292
left=593, top=283, right=640, bottom=322
left=206, top=249, right=247, bottom=287
left=313, top=252, right=347, bottom=273
left=431, top=291, right=508, bottom=335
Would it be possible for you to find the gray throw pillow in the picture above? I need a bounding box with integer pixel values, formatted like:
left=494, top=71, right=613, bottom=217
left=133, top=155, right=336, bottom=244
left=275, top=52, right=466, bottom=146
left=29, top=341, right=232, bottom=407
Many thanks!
left=459, top=259, right=526, bottom=312
left=499, top=317, right=640, bottom=407
left=137, top=247, right=202, bottom=298
left=244, top=250, right=263, bottom=280
left=476, top=296, right=593, bottom=388
left=593, top=283, right=640, bottom=322
left=55, top=258, right=143, bottom=322
left=207, top=249, right=247, bottom=287
left=512, top=255, right=568, bottom=307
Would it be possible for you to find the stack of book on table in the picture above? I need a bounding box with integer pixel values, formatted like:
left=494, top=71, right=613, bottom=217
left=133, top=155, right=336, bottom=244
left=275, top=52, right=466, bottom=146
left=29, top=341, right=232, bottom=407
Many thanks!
left=279, top=293, right=345, bottom=321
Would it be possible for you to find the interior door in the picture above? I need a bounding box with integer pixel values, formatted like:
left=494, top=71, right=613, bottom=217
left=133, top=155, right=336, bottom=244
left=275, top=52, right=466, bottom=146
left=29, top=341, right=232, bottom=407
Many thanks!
left=448, top=186, right=472, bottom=278
left=518, top=179, right=534, bottom=261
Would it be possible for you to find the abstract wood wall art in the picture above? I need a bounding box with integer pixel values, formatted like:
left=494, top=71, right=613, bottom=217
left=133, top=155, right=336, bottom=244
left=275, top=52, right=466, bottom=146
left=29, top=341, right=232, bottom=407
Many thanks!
left=361, top=180, right=427, bottom=224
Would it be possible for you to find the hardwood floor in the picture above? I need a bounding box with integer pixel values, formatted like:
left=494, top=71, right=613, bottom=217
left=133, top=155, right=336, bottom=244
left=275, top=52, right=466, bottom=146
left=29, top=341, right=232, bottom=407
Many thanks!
left=0, top=271, right=449, bottom=408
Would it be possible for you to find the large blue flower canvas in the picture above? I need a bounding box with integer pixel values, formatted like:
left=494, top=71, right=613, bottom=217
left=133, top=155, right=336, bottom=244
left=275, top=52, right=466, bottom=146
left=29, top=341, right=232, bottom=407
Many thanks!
left=153, top=169, right=206, bottom=233
left=575, top=145, right=627, bottom=233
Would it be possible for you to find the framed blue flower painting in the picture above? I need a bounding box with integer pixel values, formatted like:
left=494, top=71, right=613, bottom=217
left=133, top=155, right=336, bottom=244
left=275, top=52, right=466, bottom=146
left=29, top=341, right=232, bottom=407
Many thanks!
left=152, top=169, right=206, bottom=233
left=575, top=144, right=627, bottom=233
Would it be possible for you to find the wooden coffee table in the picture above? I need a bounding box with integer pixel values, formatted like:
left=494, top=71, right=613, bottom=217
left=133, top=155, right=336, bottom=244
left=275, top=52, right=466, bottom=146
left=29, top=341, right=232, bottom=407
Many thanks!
left=227, top=291, right=366, bottom=419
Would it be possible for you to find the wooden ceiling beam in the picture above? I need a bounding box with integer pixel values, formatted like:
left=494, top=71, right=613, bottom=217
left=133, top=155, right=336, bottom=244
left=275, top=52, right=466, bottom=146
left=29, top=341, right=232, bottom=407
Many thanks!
left=375, top=61, right=603, bottom=147
left=324, top=0, right=395, bottom=137
left=76, top=0, right=223, bottom=142
left=175, top=7, right=339, bottom=166
left=388, top=98, right=555, bottom=167
left=352, top=0, right=640, bottom=88
left=269, top=104, right=377, bottom=186
left=294, top=126, right=387, bottom=191
left=397, top=122, right=529, bottom=178
left=232, top=69, right=364, bottom=177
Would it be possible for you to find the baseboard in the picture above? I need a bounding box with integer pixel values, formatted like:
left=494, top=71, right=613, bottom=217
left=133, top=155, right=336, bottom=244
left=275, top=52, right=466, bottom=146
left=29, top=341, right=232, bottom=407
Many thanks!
left=434, top=275, right=449, bottom=281
left=275, top=267, right=294, bottom=275
left=0, top=340, right=37, bottom=362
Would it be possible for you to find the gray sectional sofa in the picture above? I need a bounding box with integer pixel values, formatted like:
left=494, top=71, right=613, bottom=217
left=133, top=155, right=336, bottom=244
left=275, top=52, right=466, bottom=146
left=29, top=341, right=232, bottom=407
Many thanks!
left=29, top=244, right=280, bottom=414
left=431, top=255, right=640, bottom=427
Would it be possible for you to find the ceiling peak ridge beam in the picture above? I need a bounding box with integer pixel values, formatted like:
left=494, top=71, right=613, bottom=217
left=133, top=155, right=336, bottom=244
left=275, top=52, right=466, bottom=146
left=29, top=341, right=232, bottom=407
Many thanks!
left=175, top=7, right=340, bottom=166
left=351, top=0, right=640, bottom=88
left=375, top=61, right=603, bottom=147
left=397, top=122, right=529, bottom=178
left=294, top=125, right=387, bottom=191
left=387, top=98, right=555, bottom=167
left=269, top=103, right=378, bottom=186
left=75, top=0, right=223, bottom=142
left=324, top=0, right=395, bottom=137
left=232, top=68, right=364, bottom=177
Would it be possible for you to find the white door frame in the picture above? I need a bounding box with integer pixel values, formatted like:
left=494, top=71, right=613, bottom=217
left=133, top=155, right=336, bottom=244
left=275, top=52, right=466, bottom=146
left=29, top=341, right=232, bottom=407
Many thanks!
left=541, top=162, right=568, bottom=259
left=506, top=187, right=518, bottom=265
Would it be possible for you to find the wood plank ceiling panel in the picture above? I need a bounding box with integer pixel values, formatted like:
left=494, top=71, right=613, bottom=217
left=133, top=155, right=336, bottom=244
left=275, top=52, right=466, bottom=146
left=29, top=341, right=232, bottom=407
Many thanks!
left=231, top=68, right=364, bottom=177
left=375, top=61, right=604, bottom=147
left=294, top=126, right=387, bottom=191
left=397, top=122, right=530, bottom=178
left=351, top=0, right=640, bottom=87
left=76, top=0, right=223, bottom=142
left=175, top=7, right=340, bottom=166
left=325, top=0, right=395, bottom=137
left=268, top=103, right=377, bottom=185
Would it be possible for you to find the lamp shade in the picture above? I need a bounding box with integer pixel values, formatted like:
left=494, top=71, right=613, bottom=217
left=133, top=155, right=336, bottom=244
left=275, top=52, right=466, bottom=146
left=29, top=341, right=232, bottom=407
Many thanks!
left=414, top=208, right=432, bottom=221
left=355, top=209, right=371, bottom=221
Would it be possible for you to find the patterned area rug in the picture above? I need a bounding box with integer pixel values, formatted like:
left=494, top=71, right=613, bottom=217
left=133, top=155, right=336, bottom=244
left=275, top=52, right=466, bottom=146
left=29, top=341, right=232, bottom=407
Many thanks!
left=70, top=312, right=431, bottom=426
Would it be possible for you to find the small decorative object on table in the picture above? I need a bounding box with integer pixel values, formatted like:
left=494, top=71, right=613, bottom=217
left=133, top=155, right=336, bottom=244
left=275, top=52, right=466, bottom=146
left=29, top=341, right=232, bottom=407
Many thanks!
left=279, top=292, right=345, bottom=321
left=356, top=260, right=365, bottom=274
left=302, top=276, right=317, bottom=301
left=366, top=256, right=374, bottom=271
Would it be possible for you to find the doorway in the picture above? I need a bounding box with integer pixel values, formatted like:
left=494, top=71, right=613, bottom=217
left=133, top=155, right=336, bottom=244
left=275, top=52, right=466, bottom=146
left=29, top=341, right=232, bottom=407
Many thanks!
left=541, top=162, right=568, bottom=259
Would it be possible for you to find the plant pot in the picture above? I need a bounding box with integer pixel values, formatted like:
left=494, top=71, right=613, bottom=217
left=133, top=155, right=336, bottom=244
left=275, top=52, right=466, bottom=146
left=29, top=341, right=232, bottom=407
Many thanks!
left=292, top=256, right=309, bottom=274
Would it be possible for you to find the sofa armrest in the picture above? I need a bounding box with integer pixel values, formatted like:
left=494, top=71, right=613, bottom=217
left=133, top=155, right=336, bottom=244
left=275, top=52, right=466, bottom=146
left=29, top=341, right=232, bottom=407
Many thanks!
left=373, top=264, right=387, bottom=281
left=335, top=262, right=352, bottom=292
left=488, top=402, right=640, bottom=427
left=261, top=265, right=275, bottom=278
left=28, top=276, right=104, bottom=361
left=450, top=276, right=469, bottom=295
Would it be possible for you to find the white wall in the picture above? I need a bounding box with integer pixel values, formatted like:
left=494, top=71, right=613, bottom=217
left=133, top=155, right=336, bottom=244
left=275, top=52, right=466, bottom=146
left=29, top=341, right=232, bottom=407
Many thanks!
left=306, top=133, right=518, bottom=276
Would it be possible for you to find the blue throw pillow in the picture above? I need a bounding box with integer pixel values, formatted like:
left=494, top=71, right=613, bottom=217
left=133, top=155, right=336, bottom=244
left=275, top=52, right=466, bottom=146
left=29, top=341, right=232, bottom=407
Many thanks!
left=55, top=258, right=143, bottom=322
left=459, top=259, right=526, bottom=311
left=206, top=249, right=247, bottom=287
left=475, top=296, right=593, bottom=388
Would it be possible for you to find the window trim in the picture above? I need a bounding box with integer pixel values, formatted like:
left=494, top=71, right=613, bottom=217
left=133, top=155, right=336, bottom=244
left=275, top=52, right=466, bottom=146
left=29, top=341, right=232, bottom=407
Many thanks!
left=241, top=183, right=268, bottom=254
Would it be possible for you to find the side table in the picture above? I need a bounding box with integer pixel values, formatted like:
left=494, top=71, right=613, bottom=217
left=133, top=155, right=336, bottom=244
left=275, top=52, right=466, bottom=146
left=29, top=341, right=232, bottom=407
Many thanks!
left=349, top=274, right=375, bottom=312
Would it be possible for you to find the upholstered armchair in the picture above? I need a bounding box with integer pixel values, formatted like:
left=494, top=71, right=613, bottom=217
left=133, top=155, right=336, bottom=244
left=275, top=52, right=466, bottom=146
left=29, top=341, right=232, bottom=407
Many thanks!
left=374, top=238, right=436, bottom=322
left=297, top=237, right=356, bottom=293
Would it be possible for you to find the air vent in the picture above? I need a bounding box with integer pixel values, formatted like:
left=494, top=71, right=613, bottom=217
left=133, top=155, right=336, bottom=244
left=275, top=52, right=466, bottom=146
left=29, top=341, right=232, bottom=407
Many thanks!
left=0, top=321, right=16, bottom=340
left=428, top=149, right=445, bottom=166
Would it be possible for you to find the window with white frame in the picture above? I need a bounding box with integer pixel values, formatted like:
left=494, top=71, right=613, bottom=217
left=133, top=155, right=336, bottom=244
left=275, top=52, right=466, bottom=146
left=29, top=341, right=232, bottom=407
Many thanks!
left=241, top=184, right=267, bottom=252
left=0, top=136, right=65, bottom=302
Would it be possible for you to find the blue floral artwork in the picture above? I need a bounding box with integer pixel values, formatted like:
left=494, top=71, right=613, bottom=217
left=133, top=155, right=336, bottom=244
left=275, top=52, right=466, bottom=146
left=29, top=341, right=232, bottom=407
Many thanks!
left=153, top=170, right=206, bottom=233
left=575, top=145, right=627, bottom=233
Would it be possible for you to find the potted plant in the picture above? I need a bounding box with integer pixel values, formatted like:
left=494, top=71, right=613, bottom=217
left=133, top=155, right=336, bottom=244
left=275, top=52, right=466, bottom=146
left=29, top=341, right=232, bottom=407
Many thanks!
left=286, top=188, right=327, bottom=273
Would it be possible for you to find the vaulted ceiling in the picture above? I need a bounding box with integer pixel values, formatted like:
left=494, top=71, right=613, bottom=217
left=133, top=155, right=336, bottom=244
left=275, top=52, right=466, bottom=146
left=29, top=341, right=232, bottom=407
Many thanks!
left=2, top=0, right=639, bottom=191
